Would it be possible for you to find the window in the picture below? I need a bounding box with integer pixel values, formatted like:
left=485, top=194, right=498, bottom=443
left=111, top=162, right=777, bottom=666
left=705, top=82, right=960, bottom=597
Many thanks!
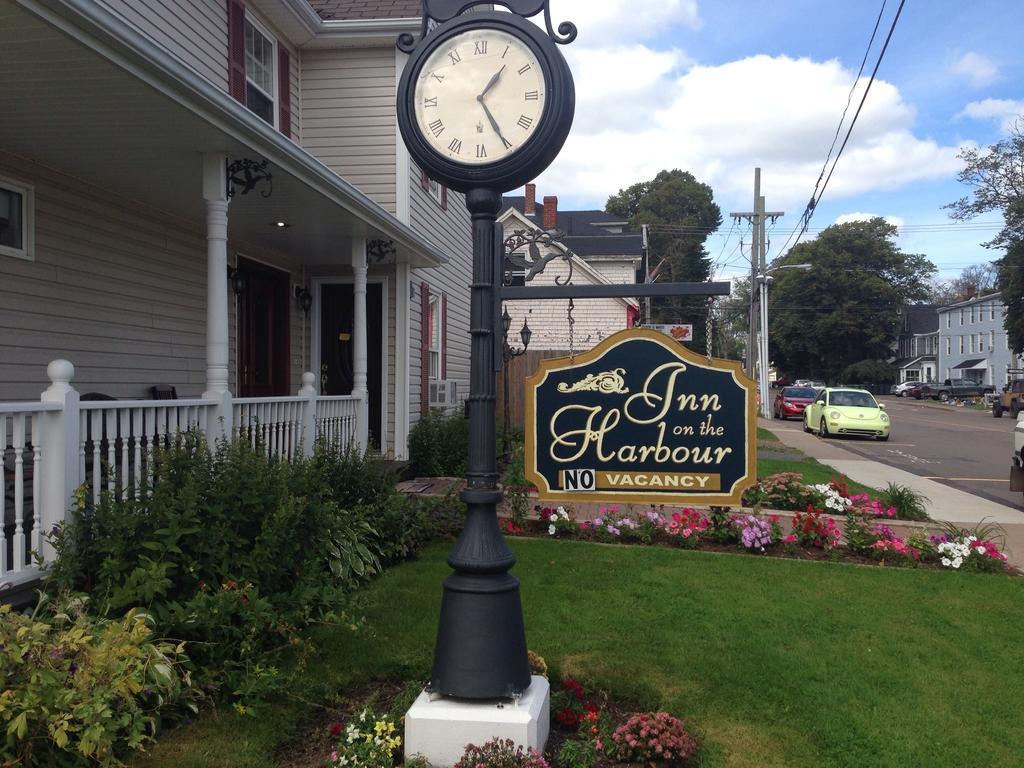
left=959, top=336, right=964, bottom=354
left=990, top=304, right=996, bottom=321
left=990, top=330, right=995, bottom=350
left=959, top=309, right=964, bottom=326
left=979, top=334, right=985, bottom=353
left=427, top=293, right=441, bottom=379
left=969, top=334, right=975, bottom=353
left=970, top=305, right=975, bottom=324
left=906, top=369, right=920, bottom=382
left=946, top=313, right=951, bottom=328
left=0, top=177, right=33, bottom=261
left=244, top=17, right=276, bottom=126
left=945, top=337, right=951, bottom=355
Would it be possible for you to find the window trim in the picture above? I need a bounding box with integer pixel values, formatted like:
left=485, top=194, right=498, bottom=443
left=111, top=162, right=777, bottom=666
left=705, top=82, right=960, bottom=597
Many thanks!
left=243, top=13, right=278, bottom=129
left=0, top=175, right=34, bottom=262
left=427, top=292, right=442, bottom=380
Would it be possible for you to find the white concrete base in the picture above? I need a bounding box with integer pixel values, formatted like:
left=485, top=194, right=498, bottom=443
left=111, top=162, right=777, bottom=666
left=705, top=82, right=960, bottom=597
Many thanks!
left=404, top=676, right=549, bottom=767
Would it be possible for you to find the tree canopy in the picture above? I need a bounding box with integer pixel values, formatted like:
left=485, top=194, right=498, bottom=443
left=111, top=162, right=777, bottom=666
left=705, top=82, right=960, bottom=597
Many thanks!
left=606, top=169, right=722, bottom=341
left=946, top=116, right=1024, bottom=353
left=927, top=262, right=999, bottom=304
left=768, top=217, right=935, bottom=382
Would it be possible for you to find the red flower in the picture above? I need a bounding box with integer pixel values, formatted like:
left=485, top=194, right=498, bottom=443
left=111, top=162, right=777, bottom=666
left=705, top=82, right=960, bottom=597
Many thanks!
left=329, top=722, right=343, bottom=737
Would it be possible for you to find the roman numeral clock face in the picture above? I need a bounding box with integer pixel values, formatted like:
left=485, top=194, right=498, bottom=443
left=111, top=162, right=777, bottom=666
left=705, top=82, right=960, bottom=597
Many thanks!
left=414, top=29, right=547, bottom=166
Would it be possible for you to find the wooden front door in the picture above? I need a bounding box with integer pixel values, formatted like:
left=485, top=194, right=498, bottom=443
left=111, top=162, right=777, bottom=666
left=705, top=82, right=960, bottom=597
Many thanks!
left=237, top=258, right=290, bottom=397
left=320, top=283, right=383, bottom=450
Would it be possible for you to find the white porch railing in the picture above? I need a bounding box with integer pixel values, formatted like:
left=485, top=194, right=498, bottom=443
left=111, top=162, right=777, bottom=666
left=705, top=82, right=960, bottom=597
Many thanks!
left=0, top=362, right=364, bottom=590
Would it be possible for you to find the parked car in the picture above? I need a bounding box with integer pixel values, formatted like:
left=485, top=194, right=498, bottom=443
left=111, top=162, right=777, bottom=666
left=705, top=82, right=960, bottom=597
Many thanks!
left=921, top=378, right=995, bottom=403
left=772, top=386, right=817, bottom=420
left=794, top=379, right=814, bottom=388
left=803, top=387, right=890, bottom=441
left=907, top=383, right=929, bottom=400
left=892, top=380, right=928, bottom=397
left=993, top=379, right=1024, bottom=418
left=1011, top=411, right=1024, bottom=497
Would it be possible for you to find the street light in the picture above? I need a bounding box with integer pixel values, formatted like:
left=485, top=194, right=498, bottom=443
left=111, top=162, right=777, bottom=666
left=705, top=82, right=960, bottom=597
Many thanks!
left=756, top=263, right=811, bottom=418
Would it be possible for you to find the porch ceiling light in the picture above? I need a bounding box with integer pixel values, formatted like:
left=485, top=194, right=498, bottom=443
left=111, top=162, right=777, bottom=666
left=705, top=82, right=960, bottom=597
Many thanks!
left=294, top=286, right=313, bottom=315
left=272, top=221, right=290, bottom=228
left=227, top=266, right=244, bottom=295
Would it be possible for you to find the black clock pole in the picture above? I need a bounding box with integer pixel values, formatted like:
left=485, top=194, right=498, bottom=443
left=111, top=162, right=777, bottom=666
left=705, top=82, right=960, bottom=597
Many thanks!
left=430, top=187, right=531, bottom=699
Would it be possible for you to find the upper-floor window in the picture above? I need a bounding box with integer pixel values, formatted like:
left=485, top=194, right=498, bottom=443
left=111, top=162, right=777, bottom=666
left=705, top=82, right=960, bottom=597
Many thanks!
left=990, top=304, right=996, bottom=321
left=244, top=17, right=276, bottom=126
left=969, top=334, right=975, bottom=353
left=946, top=313, right=950, bottom=328
left=990, top=330, right=995, bottom=350
left=960, top=309, right=964, bottom=326
left=970, top=305, right=975, bottom=324
left=0, top=176, right=33, bottom=261
left=945, top=337, right=951, bottom=355
left=959, top=335, right=964, bottom=354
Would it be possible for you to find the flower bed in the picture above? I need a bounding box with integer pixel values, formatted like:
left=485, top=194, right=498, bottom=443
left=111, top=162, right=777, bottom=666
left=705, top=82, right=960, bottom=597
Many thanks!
left=521, top=494, right=1013, bottom=574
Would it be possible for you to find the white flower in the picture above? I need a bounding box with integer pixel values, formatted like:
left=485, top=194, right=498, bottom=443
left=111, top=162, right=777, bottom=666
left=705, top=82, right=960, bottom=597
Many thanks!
left=941, top=557, right=951, bottom=567
left=952, top=557, right=963, bottom=569
left=548, top=524, right=556, bottom=535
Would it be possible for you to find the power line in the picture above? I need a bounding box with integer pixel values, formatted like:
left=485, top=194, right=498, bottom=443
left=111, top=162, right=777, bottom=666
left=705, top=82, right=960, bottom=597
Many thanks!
left=774, top=0, right=908, bottom=259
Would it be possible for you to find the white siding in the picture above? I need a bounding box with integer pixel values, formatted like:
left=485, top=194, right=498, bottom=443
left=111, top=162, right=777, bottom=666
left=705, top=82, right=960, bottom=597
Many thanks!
left=0, top=153, right=305, bottom=400
left=408, top=167, right=473, bottom=427
left=99, top=0, right=229, bottom=91
left=301, top=47, right=397, bottom=211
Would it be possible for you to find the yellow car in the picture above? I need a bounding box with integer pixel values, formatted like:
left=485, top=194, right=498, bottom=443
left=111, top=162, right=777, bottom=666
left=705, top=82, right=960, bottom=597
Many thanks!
left=802, top=387, right=890, bottom=441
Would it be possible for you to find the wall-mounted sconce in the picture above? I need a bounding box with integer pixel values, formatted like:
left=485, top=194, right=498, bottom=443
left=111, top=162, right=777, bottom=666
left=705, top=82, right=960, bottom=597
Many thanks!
left=227, top=265, right=244, bottom=295
left=294, top=285, right=313, bottom=315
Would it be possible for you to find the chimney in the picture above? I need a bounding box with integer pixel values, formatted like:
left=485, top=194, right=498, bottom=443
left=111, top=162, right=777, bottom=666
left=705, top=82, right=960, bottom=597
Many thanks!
left=524, top=182, right=536, bottom=216
left=542, top=195, right=558, bottom=230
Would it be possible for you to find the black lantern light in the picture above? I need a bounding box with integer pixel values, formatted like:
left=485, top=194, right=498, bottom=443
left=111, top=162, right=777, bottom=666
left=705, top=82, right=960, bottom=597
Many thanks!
left=294, top=286, right=313, bottom=315
left=227, top=265, right=244, bottom=295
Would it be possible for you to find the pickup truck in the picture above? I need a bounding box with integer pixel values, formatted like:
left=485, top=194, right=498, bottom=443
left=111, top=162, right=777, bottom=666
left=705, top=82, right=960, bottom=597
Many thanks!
left=919, top=378, right=996, bottom=403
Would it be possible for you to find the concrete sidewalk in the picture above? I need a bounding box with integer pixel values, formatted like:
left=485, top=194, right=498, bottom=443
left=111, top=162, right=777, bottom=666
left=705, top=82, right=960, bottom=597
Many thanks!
left=760, top=418, right=1024, bottom=567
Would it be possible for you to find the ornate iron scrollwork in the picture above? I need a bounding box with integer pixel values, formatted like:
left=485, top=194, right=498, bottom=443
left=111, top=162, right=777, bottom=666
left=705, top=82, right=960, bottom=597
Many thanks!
left=502, top=227, right=575, bottom=286
left=226, top=158, right=273, bottom=199
left=398, top=0, right=576, bottom=53
left=367, top=239, right=397, bottom=264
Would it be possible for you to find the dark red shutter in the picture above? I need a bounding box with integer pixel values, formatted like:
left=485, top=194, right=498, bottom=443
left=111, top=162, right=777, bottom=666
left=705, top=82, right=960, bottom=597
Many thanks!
left=441, top=293, right=448, bottom=378
left=227, top=0, right=246, bottom=103
left=420, top=168, right=430, bottom=190
left=441, top=186, right=448, bottom=211
left=278, top=47, right=291, bottom=137
left=420, top=282, right=430, bottom=414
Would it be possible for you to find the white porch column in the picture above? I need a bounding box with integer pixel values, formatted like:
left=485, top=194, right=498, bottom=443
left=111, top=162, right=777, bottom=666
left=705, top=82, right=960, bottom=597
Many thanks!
left=202, top=154, right=232, bottom=441
left=351, top=238, right=370, bottom=451
left=39, top=360, right=79, bottom=565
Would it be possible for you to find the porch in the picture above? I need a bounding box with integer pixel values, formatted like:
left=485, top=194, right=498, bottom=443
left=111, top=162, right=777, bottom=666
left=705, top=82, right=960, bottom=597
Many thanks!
left=0, top=360, right=361, bottom=592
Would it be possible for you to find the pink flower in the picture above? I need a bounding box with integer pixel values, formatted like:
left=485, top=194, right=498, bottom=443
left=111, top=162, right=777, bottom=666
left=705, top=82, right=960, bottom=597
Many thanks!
left=682, top=527, right=692, bottom=538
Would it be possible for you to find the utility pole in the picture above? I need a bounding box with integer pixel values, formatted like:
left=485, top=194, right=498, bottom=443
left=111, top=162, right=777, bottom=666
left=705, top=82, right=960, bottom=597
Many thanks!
left=731, top=168, right=783, bottom=416
left=641, top=223, right=651, bottom=326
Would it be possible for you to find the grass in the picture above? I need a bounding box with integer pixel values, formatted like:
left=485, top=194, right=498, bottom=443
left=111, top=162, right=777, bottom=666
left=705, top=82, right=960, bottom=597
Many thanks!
left=756, top=427, right=780, bottom=442
left=135, top=539, right=1024, bottom=768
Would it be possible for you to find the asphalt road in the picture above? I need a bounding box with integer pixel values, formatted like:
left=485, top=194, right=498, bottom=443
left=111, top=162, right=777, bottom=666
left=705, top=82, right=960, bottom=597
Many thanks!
left=784, top=396, right=1022, bottom=509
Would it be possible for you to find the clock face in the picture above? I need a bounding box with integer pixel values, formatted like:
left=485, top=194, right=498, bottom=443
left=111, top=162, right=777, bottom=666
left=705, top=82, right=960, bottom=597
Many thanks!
left=413, top=28, right=548, bottom=166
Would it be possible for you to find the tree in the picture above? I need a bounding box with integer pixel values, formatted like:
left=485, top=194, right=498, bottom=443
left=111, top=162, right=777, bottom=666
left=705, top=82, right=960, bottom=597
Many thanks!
left=946, top=115, right=1024, bottom=353
left=606, top=169, right=722, bottom=343
left=768, top=218, right=935, bottom=382
left=927, top=262, right=999, bottom=303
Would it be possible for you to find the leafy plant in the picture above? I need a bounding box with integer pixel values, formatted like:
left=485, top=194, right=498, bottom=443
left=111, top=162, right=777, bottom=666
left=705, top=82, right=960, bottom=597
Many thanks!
left=551, top=678, right=597, bottom=731
left=455, top=737, right=549, bottom=768
left=790, top=508, right=841, bottom=549
left=876, top=482, right=930, bottom=521
left=0, top=596, right=192, bottom=768
left=408, top=410, right=469, bottom=476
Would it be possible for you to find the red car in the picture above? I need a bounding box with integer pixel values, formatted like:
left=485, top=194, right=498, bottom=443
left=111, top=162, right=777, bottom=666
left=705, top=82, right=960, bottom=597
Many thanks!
left=773, top=386, right=817, bottom=420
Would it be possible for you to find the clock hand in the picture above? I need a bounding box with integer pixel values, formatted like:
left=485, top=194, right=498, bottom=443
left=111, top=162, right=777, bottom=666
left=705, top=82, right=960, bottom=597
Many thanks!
left=477, top=64, right=506, bottom=101
left=479, top=100, right=512, bottom=149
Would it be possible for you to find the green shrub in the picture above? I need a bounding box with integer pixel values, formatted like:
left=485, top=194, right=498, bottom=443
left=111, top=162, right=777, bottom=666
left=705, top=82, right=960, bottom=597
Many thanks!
left=408, top=410, right=469, bottom=476
left=0, top=596, right=191, bottom=768
left=840, top=359, right=896, bottom=386
left=46, top=433, right=449, bottom=707
left=876, top=482, right=929, bottom=521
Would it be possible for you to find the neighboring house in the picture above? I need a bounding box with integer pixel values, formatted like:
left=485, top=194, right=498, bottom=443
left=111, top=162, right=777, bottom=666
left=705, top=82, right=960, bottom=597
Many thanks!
left=0, top=0, right=474, bottom=586
left=936, top=293, right=1023, bottom=388
left=499, top=184, right=640, bottom=351
left=891, top=305, right=939, bottom=384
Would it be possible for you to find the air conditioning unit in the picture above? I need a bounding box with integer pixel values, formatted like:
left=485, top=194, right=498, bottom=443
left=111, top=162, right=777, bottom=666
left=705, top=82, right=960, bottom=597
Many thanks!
left=429, top=379, right=458, bottom=409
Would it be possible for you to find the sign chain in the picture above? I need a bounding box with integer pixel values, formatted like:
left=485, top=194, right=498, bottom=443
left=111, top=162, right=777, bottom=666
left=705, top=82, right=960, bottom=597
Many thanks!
left=706, top=297, right=714, bottom=360
left=567, top=298, right=575, bottom=362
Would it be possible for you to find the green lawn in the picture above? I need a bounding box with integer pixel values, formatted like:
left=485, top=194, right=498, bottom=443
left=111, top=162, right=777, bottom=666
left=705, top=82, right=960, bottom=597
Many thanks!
left=136, top=539, right=1024, bottom=768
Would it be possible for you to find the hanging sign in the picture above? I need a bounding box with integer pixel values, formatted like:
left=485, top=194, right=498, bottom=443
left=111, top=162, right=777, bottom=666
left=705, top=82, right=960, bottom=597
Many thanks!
left=650, top=324, right=693, bottom=342
left=524, top=328, right=757, bottom=505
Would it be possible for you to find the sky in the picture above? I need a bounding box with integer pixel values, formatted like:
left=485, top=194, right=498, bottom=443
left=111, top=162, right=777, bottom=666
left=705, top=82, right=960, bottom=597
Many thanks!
left=524, top=0, right=1024, bottom=283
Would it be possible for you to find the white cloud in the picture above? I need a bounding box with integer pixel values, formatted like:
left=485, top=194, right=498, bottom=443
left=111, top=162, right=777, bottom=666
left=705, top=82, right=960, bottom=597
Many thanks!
left=537, top=52, right=963, bottom=217
left=551, top=0, right=700, bottom=46
left=947, top=52, right=999, bottom=88
left=958, top=98, right=1024, bottom=132
left=834, top=212, right=905, bottom=229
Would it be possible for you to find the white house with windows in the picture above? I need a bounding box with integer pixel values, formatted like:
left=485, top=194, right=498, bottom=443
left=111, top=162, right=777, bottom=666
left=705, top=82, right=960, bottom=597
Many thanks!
left=892, top=305, right=939, bottom=384
left=0, top=0, right=474, bottom=589
left=936, top=292, right=1023, bottom=388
